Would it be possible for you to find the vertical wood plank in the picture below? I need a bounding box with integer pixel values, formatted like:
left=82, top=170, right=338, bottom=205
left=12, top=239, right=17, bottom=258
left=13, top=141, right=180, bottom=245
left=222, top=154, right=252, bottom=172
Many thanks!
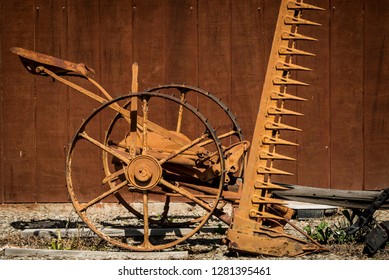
left=5, top=0, right=389, bottom=202
left=99, top=0, right=133, bottom=97
left=364, top=0, right=389, bottom=190
left=98, top=0, right=133, bottom=202
left=330, top=0, right=364, bottom=189
left=164, top=0, right=199, bottom=137
left=66, top=0, right=103, bottom=202
left=262, top=0, right=280, bottom=63
left=296, top=0, right=331, bottom=188
left=132, top=0, right=165, bottom=89
left=34, top=0, right=69, bottom=202
left=132, top=0, right=166, bottom=129
left=230, top=0, right=263, bottom=143
left=198, top=0, right=232, bottom=134
left=0, top=0, right=3, bottom=202
left=165, top=0, right=197, bottom=84
left=2, top=0, right=36, bottom=202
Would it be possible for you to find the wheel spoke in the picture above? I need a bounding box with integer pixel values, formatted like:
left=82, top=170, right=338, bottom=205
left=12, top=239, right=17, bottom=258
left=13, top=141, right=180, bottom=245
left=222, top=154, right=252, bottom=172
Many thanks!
left=78, top=180, right=129, bottom=212
left=199, top=129, right=237, bottom=147
left=128, top=63, right=139, bottom=158
left=142, top=96, right=148, bottom=154
left=142, top=191, right=151, bottom=247
left=67, top=91, right=226, bottom=251
left=102, top=169, right=125, bottom=184
left=159, top=133, right=209, bottom=165
left=159, top=178, right=215, bottom=212
left=176, top=91, right=187, bottom=133
left=162, top=196, right=171, bottom=221
left=78, top=131, right=130, bottom=164
left=128, top=98, right=138, bottom=158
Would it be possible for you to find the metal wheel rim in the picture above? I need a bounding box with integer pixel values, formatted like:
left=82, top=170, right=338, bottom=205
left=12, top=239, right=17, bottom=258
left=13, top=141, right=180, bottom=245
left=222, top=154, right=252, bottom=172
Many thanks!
left=66, top=92, right=226, bottom=251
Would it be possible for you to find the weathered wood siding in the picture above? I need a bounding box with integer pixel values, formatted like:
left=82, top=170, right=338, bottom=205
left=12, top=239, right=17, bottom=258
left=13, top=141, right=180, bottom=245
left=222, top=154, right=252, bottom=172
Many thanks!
left=1, top=0, right=389, bottom=202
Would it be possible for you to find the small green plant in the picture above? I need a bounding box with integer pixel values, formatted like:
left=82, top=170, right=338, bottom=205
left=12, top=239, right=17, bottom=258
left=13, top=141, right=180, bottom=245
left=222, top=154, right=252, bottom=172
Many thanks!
left=332, top=225, right=351, bottom=244
left=50, top=229, right=65, bottom=250
left=68, top=224, right=82, bottom=250
left=304, top=221, right=333, bottom=244
left=332, top=209, right=357, bottom=244
left=50, top=224, right=83, bottom=250
left=303, top=209, right=375, bottom=245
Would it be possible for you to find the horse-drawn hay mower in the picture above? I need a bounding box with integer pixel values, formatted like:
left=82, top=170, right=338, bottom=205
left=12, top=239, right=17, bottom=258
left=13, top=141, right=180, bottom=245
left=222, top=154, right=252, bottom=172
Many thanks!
left=11, top=0, right=329, bottom=257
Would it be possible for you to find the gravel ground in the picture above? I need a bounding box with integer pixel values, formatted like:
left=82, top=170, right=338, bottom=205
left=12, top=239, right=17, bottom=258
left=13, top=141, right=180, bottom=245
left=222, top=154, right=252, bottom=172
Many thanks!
left=1, top=203, right=389, bottom=260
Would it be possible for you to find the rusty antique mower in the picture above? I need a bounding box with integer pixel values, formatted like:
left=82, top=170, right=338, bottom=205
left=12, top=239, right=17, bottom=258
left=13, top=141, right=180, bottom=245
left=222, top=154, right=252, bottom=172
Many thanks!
left=11, top=0, right=325, bottom=257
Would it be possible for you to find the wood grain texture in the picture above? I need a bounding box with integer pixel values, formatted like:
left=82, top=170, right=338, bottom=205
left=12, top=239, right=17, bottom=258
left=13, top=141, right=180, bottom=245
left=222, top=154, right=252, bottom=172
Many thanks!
left=2, top=0, right=36, bottom=202
left=363, top=0, right=389, bottom=190
left=296, top=0, right=331, bottom=188
left=34, top=0, right=69, bottom=202
left=1, top=0, right=389, bottom=202
left=330, top=0, right=364, bottom=190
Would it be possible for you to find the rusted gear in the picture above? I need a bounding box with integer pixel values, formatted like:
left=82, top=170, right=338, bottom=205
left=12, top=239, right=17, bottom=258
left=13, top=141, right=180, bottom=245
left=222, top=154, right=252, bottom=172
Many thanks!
left=67, top=92, right=227, bottom=251
left=125, top=155, right=162, bottom=190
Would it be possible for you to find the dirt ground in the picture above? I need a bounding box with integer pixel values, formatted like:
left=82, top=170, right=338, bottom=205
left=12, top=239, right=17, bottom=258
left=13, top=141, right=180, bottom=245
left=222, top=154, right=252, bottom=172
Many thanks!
left=1, top=203, right=388, bottom=260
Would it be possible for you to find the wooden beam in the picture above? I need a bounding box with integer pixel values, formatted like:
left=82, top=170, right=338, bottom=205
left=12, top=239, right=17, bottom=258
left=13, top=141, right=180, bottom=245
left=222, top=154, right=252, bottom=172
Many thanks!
left=273, top=184, right=389, bottom=209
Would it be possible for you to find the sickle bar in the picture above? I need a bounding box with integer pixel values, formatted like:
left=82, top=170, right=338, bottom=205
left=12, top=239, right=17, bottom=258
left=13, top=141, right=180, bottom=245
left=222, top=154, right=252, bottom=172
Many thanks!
left=226, top=0, right=324, bottom=257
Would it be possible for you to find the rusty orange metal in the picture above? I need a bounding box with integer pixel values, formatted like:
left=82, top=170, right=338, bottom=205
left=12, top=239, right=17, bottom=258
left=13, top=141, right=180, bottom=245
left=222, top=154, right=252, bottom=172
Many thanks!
left=225, top=0, right=325, bottom=256
left=10, top=46, right=95, bottom=77
left=11, top=0, right=324, bottom=256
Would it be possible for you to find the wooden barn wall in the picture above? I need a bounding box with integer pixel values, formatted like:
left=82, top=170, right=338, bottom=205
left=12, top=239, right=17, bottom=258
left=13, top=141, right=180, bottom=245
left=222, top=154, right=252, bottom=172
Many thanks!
left=1, top=0, right=389, bottom=202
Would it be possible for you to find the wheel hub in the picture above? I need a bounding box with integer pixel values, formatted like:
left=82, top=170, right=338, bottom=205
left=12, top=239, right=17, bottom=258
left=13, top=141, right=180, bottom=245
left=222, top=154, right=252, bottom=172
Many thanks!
left=125, top=155, right=162, bottom=190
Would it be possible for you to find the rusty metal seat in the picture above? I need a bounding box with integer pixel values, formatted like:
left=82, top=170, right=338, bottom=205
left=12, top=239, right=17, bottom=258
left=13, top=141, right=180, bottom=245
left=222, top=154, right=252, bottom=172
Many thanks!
left=10, top=47, right=94, bottom=77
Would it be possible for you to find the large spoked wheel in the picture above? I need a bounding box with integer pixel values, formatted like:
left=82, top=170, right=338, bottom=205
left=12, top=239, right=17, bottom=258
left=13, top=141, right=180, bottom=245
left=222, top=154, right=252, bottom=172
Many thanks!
left=66, top=92, right=226, bottom=251
left=104, top=85, right=245, bottom=226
